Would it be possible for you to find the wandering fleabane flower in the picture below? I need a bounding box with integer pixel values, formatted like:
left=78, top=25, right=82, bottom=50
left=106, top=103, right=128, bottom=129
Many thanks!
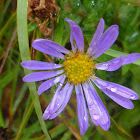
left=21, top=18, right=140, bottom=135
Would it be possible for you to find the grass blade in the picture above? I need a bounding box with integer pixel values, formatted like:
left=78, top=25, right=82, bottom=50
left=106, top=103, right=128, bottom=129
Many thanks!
left=17, top=0, right=51, bottom=139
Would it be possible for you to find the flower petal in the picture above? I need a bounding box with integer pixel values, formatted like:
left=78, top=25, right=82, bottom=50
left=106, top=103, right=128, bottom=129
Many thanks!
left=33, top=39, right=70, bottom=54
left=105, top=53, right=140, bottom=66
left=70, top=30, right=76, bottom=52
left=87, top=18, right=105, bottom=54
left=91, top=25, right=119, bottom=58
left=92, top=77, right=139, bottom=100
left=95, top=54, right=124, bottom=71
left=75, top=84, right=89, bottom=135
left=95, top=53, right=140, bottom=71
left=43, top=79, right=67, bottom=120
left=101, top=120, right=110, bottom=131
left=38, top=75, right=66, bottom=95
left=122, top=53, right=140, bottom=65
left=49, top=83, right=73, bottom=119
left=23, top=70, right=64, bottom=82
left=21, top=60, right=63, bottom=70
left=32, top=39, right=65, bottom=59
left=92, top=77, right=138, bottom=109
left=82, top=82, right=110, bottom=130
left=65, top=18, right=84, bottom=52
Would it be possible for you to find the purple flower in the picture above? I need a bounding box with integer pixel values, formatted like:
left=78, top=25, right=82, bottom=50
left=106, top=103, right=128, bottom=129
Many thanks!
left=21, top=18, right=139, bottom=135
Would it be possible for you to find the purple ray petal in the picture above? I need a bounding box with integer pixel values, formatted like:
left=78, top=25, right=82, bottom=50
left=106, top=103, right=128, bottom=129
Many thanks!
left=23, top=70, right=64, bottom=82
left=43, top=81, right=66, bottom=120
left=101, top=120, right=110, bottom=131
left=38, top=75, right=66, bottom=95
left=32, top=39, right=65, bottom=59
left=92, top=77, right=138, bottom=109
left=95, top=54, right=124, bottom=71
left=49, top=83, right=73, bottom=119
left=106, top=53, right=140, bottom=66
left=91, top=25, right=119, bottom=58
left=49, top=82, right=69, bottom=115
left=75, top=84, right=89, bottom=135
left=33, top=39, right=70, bottom=54
left=99, top=88, right=134, bottom=109
left=122, top=53, right=140, bottom=65
left=87, top=18, right=105, bottom=54
left=70, top=30, right=76, bottom=52
left=92, top=77, right=139, bottom=100
left=21, top=60, right=63, bottom=70
left=95, top=53, right=140, bottom=71
left=65, top=18, right=84, bottom=52
left=82, top=82, right=110, bottom=130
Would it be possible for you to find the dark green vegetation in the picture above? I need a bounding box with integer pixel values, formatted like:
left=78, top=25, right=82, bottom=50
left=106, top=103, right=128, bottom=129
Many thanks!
left=0, top=0, right=140, bottom=139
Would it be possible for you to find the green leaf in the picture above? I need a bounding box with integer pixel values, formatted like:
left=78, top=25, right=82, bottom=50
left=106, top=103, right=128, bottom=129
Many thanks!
left=17, top=0, right=51, bottom=139
left=54, top=13, right=65, bottom=45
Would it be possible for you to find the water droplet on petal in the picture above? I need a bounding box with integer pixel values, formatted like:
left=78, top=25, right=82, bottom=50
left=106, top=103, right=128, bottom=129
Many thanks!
left=89, top=108, right=92, bottom=111
left=97, top=64, right=108, bottom=70
left=54, top=77, right=60, bottom=84
left=60, top=83, right=63, bottom=86
left=84, top=117, right=87, bottom=121
left=111, top=87, right=117, bottom=92
left=130, top=95, right=136, bottom=99
left=93, top=114, right=99, bottom=120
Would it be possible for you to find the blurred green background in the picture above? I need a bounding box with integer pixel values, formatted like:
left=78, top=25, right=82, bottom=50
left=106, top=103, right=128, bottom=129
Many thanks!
left=0, top=0, right=140, bottom=139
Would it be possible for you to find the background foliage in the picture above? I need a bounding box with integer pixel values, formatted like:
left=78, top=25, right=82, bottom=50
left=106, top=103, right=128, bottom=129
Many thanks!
left=0, top=0, right=140, bottom=139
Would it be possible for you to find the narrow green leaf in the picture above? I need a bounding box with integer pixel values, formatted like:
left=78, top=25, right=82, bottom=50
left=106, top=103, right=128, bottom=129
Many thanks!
left=54, top=14, right=65, bottom=45
left=0, top=89, right=5, bottom=127
left=0, top=12, right=16, bottom=40
left=0, top=68, right=17, bottom=89
left=13, top=83, right=28, bottom=114
left=0, top=0, right=11, bottom=27
left=15, top=101, right=34, bottom=140
left=17, top=0, right=51, bottom=139
left=60, top=131, right=72, bottom=140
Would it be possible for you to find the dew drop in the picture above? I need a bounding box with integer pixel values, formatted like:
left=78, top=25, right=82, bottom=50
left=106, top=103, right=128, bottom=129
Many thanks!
left=111, top=87, right=117, bottom=92
left=93, top=114, right=99, bottom=120
left=60, top=83, right=63, bottom=86
left=97, top=64, right=108, bottom=70
left=84, top=117, right=87, bottom=121
left=105, top=64, right=108, bottom=66
left=54, top=77, right=60, bottom=84
left=89, top=107, right=92, bottom=111
left=91, top=0, right=95, bottom=5
left=130, top=95, right=136, bottom=99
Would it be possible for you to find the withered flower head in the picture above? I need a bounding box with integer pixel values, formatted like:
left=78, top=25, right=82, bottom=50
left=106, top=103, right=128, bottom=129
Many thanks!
left=28, top=0, right=60, bottom=36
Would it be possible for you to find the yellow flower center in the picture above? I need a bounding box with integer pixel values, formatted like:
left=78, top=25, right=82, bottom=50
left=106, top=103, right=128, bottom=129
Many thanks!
left=63, top=52, right=94, bottom=85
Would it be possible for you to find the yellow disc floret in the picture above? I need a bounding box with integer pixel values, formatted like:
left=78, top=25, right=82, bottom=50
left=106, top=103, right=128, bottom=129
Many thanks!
left=63, top=52, right=94, bottom=85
